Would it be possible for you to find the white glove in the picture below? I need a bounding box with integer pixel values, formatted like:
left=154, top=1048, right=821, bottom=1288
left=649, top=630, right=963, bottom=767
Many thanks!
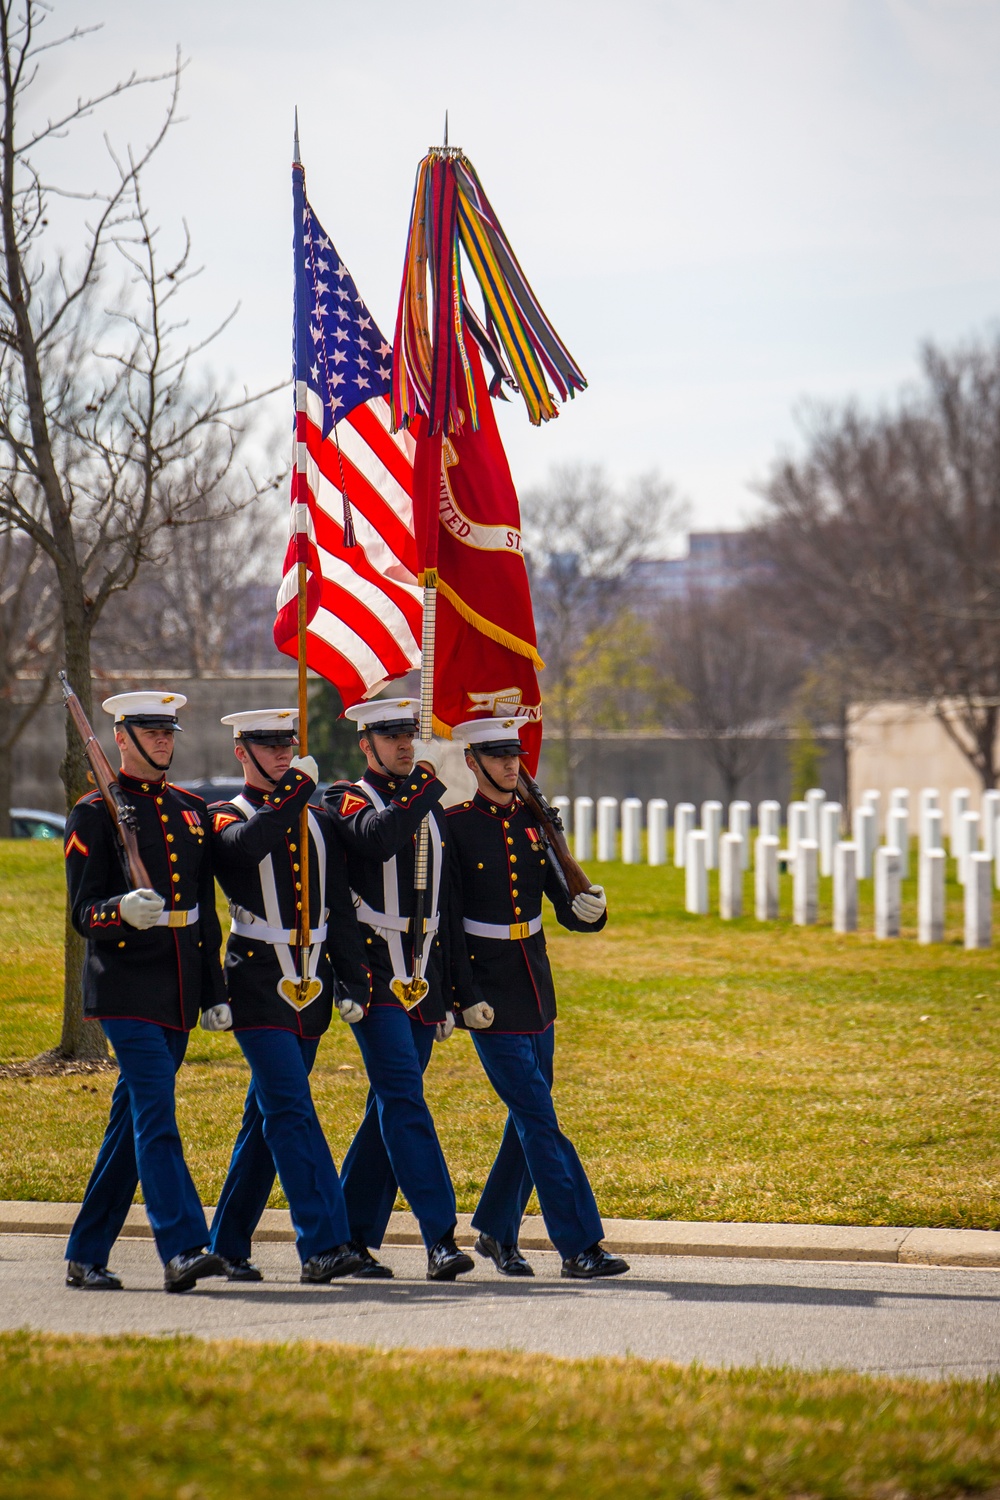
left=200, top=1004, right=233, bottom=1032
left=410, top=739, right=440, bottom=776
left=119, top=888, right=165, bottom=930
left=462, top=1001, right=495, bottom=1030
left=572, top=885, right=607, bottom=923
left=434, top=1013, right=455, bottom=1042
left=290, top=754, right=319, bottom=784
left=338, top=995, right=365, bottom=1025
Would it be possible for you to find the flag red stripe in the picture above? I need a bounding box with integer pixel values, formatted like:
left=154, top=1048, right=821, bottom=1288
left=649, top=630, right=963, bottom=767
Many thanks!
left=285, top=493, right=422, bottom=637
left=348, top=402, right=414, bottom=498
left=275, top=620, right=368, bottom=707
left=306, top=420, right=418, bottom=573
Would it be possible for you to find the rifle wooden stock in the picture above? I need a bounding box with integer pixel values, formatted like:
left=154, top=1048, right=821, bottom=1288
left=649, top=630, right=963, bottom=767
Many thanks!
left=59, top=672, right=152, bottom=890
left=516, top=768, right=592, bottom=898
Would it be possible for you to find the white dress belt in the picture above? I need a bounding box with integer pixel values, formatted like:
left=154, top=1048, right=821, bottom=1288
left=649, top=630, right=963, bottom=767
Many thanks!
left=154, top=904, right=199, bottom=929
left=463, top=915, right=543, bottom=941
left=352, top=893, right=440, bottom=936
left=229, top=902, right=328, bottom=946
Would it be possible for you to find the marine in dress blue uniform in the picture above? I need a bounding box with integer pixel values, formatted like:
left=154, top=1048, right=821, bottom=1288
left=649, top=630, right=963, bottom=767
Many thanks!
left=323, top=697, right=473, bottom=1283
left=447, top=717, right=629, bottom=1280
left=64, top=691, right=229, bottom=1294
left=204, top=709, right=370, bottom=1284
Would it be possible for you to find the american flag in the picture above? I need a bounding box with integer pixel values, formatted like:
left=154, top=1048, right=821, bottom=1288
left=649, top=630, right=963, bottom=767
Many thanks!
left=273, top=162, right=420, bottom=702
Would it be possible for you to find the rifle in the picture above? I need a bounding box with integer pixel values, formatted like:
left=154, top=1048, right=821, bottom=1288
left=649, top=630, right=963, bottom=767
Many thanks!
left=59, top=671, right=152, bottom=889
left=516, top=766, right=593, bottom=898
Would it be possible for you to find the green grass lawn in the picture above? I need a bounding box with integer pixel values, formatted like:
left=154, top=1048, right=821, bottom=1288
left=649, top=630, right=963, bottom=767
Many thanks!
left=1, top=839, right=999, bottom=1228
left=1, top=1331, right=998, bottom=1499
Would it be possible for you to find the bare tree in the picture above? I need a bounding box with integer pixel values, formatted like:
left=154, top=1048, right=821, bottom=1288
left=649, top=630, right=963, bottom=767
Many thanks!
left=655, top=585, right=805, bottom=802
left=0, top=5, right=280, bottom=1059
left=757, top=334, right=1000, bottom=789
left=0, top=520, right=57, bottom=832
left=522, top=464, right=686, bottom=796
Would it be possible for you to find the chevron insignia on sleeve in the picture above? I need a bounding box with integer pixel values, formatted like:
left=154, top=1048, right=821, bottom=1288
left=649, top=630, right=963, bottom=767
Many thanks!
left=64, top=831, right=89, bottom=858
left=213, top=811, right=239, bottom=833
left=338, top=790, right=368, bottom=817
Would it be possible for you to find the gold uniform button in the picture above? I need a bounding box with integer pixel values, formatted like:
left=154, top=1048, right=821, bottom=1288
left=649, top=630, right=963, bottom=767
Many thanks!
left=507, top=837, right=514, bottom=846
left=477, top=862, right=484, bottom=870
left=421, top=773, right=428, bottom=781
left=118, top=941, right=126, bottom=949
left=172, top=874, right=180, bottom=883
left=400, top=796, right=408, bottom=804
left=514, top=907, right=522, bottom=916
left=167, top=834, right=174, bottom=843
left=247, top=949, right=254, bottom=957
left=293, top=863, right=300, bottom=872
left=289, top=843, right=297, bottom=852
left=170, top=853, right=178, bottom=863
left=295, top=882, right=302, bottom=891
left=161, top=815, right=168, bottom=824
left=156, top=797, right=163, bottom=806
left=510, top=854, right=517, bottom=863
left=366, top=937, right=372, bottom=945
left=503, top=820, right=510, bottom=829
left=142, top=783, right=149, bottom=791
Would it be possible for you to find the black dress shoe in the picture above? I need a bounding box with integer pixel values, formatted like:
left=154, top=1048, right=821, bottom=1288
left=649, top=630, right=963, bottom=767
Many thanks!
left=426, top=1234, right=475, bottom=1282
left=66, top=1261, right=122, bottom=1291
left=163, top=1249, right=227, bottom=1293
left=220, top=1256, right=263, bottom=1283
left=561, top=1242, right=630, bottom=1280
left=474, top=1232, right=534, bottom=1277
left=349, top=1241, right=394, bottom=1279
left=300, top=1244, right=365, bottom=1283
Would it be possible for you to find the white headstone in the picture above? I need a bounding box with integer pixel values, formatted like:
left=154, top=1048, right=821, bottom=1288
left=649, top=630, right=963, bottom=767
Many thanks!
left=720, top=833, right=743, bottom=919
left=701, top=800, right=723, bottom=870
left=755, top=836, right=779, bottom=920
left=923, top=807, right=944, bottom=853
left=918, top=847, right=945, bottom=944
left=875, top=846, right=901, bottom=938
left=793, top=838, right=818, bottom=925
left=596, top=797, right=618, bottom=862
left=981, top=789, right=1000, bottom=861
left=887, top=807, right=909, bottom=880
left=862, top=788, right=881, bottom=838
left=833, top=842, right=858, bottom=932
left=647, top=799, right=668, bottom=866
left=965, top=851, right=992, bottom=950
left=852, top=805, right=876, bottom=879
left=621, top=798, right=642, bottom=864
left=573, top=797, right=594, bottom=863
left=685, top=829, right=708, bottom=914
left=729, top=800, right=752, bottom=869
left=674, top=803, right=695, bottom=868
left=950, top=788, right=971, bottom=855
left=758, top=800, right=781, bottom=842
left=919, top=789, right=940, bottom=850
left=890, top=787, right=910, bottom=811
left=805, top=787, right=825, bottom=845
left=552, top=796, right=571, bottom=835
left=787, top=800, right=807, bottom=857
left=960, top=809, right=980, bottom=887
left=820, top=802, right=841, bottom=877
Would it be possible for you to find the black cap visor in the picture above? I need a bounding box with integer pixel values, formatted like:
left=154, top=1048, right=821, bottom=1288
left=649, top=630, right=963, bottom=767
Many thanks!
left=239, top=730, right=298, bottom=747
left=362, top=719, right=418, bottom=737
left=121, top=715, right=182, bottom=732
left=474, top=739, right=523, bottom=757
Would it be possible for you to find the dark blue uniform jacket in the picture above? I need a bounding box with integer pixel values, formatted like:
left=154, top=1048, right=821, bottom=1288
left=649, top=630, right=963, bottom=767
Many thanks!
left=64, top=773, right=225, bottom=1030
left=446, top=790, right=607, bottom=1033
left=209, top=768, right=371, bottom=1037
left=324, top=765, right=453, bottom=1026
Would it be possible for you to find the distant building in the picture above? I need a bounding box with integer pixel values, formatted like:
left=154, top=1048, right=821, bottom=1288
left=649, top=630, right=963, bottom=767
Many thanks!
left=628, top=530, right=756, bottom=603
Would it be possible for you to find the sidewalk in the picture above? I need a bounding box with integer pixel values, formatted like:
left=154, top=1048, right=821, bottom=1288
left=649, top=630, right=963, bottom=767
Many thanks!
left=3, top=1201, right=997, bottom=1268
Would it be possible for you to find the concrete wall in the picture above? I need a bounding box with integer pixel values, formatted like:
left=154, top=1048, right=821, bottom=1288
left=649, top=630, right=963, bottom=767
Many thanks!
left=848, top=700, right=995, bottom=817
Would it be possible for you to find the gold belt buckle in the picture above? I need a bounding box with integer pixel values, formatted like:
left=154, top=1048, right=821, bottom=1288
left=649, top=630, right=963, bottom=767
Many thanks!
left=509, top=920, right=531, bottom=940
left=166, top=910, right=189, bottom=928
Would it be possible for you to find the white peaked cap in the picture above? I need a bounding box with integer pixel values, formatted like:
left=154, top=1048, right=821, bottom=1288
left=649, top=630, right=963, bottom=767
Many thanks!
left=220, top=709, right=298, bottom=739
left=102, top=691, right=187, bottom=722
left=343, top=697, right=420, bottom=731
left=454, top=716, right=531, bottom=748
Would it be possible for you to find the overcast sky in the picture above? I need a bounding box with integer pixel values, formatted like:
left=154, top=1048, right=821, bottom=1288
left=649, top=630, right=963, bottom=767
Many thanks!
left=35, top=0, right=1000, bottom=537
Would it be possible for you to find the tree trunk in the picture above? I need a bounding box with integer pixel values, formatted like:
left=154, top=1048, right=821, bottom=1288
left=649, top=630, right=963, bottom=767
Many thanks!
left=56, top=612, right=107, bottom=1061
left=0, top=696, right=11, bottom=838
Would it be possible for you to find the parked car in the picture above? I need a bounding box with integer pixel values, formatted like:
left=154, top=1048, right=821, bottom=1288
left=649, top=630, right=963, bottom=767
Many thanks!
left=11, top=807, right=66, bottom=840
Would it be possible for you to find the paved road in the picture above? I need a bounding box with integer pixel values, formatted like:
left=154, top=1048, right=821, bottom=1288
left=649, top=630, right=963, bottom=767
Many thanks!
left=2, top=1234, right=996, bottom=1380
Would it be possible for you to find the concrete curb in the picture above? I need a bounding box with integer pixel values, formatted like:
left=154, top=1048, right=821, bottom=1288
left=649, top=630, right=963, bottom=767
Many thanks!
left=2, top=1202, right=997, bottom=1268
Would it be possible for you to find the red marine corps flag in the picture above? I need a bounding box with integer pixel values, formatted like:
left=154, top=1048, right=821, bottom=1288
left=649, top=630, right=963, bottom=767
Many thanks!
left=393, top=140, right=587, bottom=775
